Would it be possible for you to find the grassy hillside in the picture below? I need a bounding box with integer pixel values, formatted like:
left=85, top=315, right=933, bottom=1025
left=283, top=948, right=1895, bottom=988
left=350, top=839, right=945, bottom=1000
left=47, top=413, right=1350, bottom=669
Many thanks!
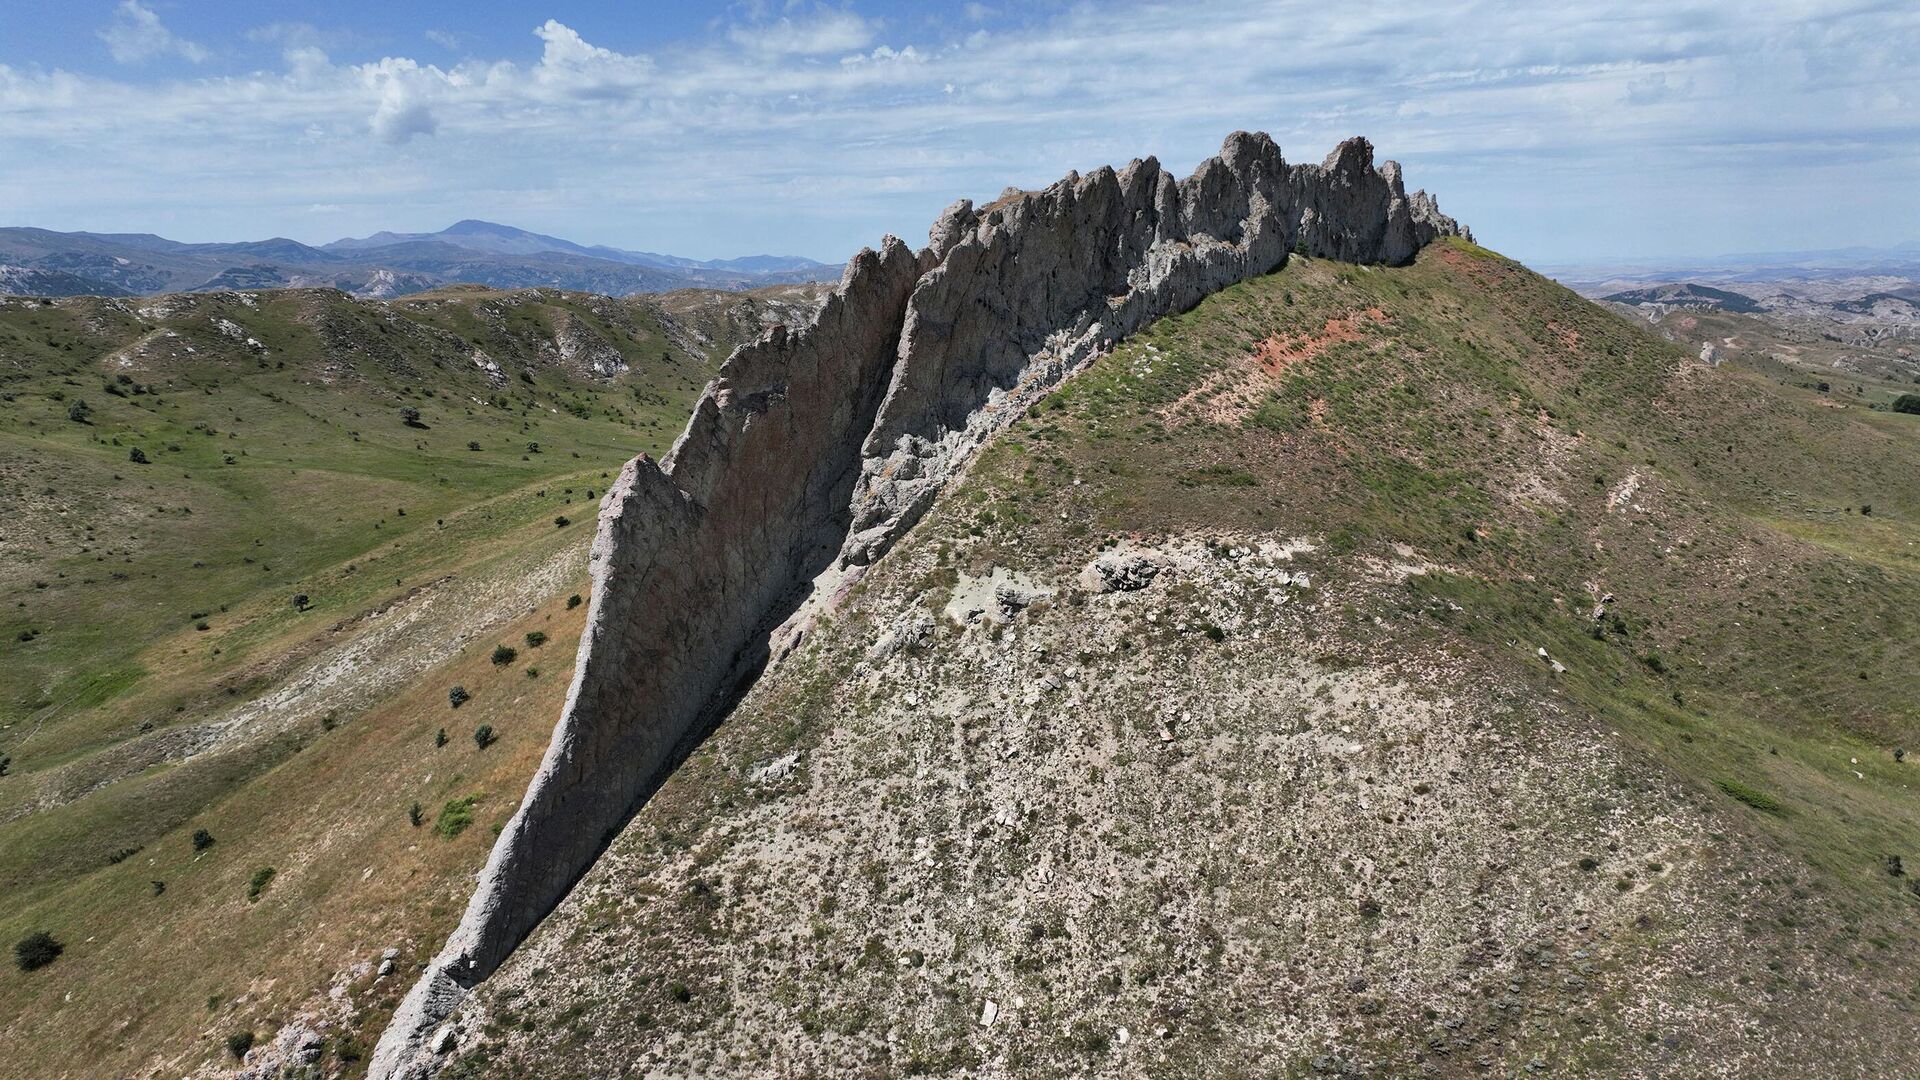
left=448, top=241, right=1920, bottom=1077
left=0, top=283, right=815, bottom=1077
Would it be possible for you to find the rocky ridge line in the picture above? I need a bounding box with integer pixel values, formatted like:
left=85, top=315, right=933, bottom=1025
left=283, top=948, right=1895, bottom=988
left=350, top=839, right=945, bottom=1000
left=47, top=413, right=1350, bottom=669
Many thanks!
left=370, top=131, right=1461, bottom=1077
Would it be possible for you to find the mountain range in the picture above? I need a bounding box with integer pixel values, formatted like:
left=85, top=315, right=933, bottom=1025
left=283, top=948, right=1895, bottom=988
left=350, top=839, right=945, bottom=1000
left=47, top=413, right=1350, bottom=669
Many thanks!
left=0, top=220, right=839, bottom=300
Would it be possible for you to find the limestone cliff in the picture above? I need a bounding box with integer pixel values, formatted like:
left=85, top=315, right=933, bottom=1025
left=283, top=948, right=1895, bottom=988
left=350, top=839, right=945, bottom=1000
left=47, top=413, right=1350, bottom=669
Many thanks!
left=370, top=132, right=1460, bottom=1077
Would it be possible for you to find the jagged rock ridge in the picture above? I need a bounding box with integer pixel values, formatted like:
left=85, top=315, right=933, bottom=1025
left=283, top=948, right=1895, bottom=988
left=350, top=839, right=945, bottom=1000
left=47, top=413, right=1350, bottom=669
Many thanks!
left=371, top=131, right=1461, bottom=1077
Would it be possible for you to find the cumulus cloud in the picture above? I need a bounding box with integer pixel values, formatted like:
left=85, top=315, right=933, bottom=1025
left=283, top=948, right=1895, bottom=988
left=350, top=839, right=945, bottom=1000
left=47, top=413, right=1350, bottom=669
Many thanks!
left=100, top=1, right=209, bottom=65
left=363, top=58, right=442, bottom=145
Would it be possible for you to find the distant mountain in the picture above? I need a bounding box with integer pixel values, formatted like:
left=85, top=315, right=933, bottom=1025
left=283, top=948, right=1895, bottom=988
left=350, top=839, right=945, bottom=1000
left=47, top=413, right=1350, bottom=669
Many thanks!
left=1601, top=283, right=1763, bottom=313
left=1542, top=241, right=1920, bottom=291
left=323, top=220, right=836, bottom=277
left=0, top=221, right=840, bottom=299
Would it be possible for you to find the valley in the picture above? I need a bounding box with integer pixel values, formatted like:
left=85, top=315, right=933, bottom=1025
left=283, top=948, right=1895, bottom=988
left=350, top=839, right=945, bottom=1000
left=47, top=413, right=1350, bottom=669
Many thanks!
left=0, top=279, right=823, bottom=1076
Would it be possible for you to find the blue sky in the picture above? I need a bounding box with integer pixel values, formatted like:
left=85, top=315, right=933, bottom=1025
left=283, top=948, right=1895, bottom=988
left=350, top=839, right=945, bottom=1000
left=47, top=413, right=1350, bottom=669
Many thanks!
left=1, top=1, right=1916, bottom=265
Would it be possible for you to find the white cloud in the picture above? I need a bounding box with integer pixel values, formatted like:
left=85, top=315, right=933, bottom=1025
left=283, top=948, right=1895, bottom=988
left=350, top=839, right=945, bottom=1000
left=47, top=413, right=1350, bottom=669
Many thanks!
left=425, top=29, right=462, bottom=51
left=100, top=1, right=209, bottom=65
left=9, top=2, right=1919, bottom=262
left=728, top=10, right=876, bottom=55
left=362, top=58, right=442, bottom=145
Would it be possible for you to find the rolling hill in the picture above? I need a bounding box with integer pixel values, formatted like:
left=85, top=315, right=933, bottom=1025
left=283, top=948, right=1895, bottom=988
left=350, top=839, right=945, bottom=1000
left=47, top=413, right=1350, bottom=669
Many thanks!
left=0, top=223, right=838, bottom=300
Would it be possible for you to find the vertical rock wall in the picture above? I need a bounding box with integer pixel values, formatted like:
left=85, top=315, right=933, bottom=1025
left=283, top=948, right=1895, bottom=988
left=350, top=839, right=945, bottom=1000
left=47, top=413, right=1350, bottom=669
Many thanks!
left=372, top=132, right=1459, bottom=1077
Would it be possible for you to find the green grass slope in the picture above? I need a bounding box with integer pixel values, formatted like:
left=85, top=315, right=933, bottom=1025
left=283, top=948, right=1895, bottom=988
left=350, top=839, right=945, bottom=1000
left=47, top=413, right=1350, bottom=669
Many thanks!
left=0, top=283, right=813, bottom=1076
left=449, top=241, right=1920, bottom=1077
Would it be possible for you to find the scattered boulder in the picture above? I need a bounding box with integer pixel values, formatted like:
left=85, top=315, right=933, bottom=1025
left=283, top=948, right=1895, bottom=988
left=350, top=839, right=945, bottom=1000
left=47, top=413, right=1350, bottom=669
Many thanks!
left=429, top=1025, right=458, bottom=1055
left=1081, top=546, right=1163, bottom=592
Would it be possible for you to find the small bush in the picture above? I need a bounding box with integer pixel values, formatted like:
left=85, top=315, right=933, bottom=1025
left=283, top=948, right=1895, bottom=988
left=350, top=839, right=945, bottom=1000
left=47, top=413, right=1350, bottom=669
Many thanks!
left=473, top=724, right=498, bottom=750
left=553, top=515, right=570, bottom=528
left=67, top=399, right=92, bottom=424
left=409, top=802, right=424, bottom=827
left=567, top=594, right=583, bottom=610
left=435, top=794, right=481, bottom=838
left=467, top=440, right=482, bottom=451
left=525, top=631, right=547, bottom=648
left=246, top=866, right=276, bottom=902
left=227, top=1030, right=255, bottom=1060
left=448, top=685, right=470, bottom=709
left=399, top=406, right=426, bottom=428
left=1716, top=778, right=1786, bottom=816
left=1893, top=393, right=1920, bottom=415
left=192, top=828, right=215, bottom=852
left=128, top=447, right=149, bottom=464
left=14, top=931, right=63, bottom=971
left=491, top=644, right=517, bottom=666
left=434, top=727, right=448, bottom=748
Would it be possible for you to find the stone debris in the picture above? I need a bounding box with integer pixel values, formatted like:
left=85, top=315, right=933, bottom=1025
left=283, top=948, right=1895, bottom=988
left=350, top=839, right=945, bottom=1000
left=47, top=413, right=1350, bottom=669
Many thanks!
left=945, top=567, right=1053, bottom=625
left=1081, top=546, right=1164, bottom=592
left=750, top=752, right=800, bottom=783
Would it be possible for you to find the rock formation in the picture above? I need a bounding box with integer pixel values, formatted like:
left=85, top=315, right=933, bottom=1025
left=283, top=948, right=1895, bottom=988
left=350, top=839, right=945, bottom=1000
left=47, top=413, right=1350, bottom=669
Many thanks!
left=370, top=131, right=1460, bottom=1077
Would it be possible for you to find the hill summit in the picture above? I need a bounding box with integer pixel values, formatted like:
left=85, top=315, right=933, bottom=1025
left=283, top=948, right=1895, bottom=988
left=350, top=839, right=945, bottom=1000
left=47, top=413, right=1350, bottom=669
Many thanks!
left=372, top=130, right=1463, bottom=1075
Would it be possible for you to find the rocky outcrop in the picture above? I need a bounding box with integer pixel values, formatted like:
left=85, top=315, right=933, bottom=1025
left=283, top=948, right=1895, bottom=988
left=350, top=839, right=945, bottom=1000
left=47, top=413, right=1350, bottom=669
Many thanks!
left=370, top=132, right=1459, bottom=1077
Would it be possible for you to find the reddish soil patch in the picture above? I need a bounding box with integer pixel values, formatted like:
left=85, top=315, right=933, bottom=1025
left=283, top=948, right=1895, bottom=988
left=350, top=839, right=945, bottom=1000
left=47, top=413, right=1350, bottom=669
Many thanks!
left=1252, top=308, right=1385, bottom=374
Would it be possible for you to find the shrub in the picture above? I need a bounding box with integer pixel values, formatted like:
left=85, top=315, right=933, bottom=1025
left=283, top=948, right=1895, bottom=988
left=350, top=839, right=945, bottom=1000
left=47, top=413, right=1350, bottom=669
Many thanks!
left=434, top=727, right=448, bottom=748
left=473, top=724, right=498, bottom=750
left=128, top=447, right=149, bottom=464
left=0, top=754, right=9, bottom=777
left=1716, top=778, right=1786, bottom=816
left=14, top=931, right=63, bottom=971
left=246, top=866, right=276, bottom=902
left=567, top=594, right=583, bottom=610
left=292, top=594, right=310, bottom=611
left=1893, top=393, right=1920, bottom=415
left=409, top=802, right=424, bottom=827
left=524, top=631, right=547, bottom=648
left=554, top=515, right=570, bottom=528
left=448, top=685, right=470, bottom=709
left=399, top=406, right=426, bottom=428
left=491, top=644, right=517, bottom=666
left=67, top=399, right=92, bottom=423
left=467, top=440, right=482, bottom=451
left=192, top=828, right=215, bottom=852
left=435, top=794, right=481, bottom=838
left=226, top=1030, right=255, bottom=1060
